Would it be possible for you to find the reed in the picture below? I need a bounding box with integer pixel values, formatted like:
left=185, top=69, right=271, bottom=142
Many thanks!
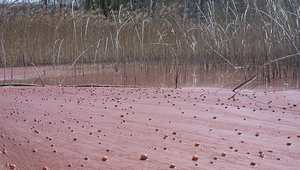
left=0, top=1, right=299, bottom=87
left=1, top=33, right=6, bottom=84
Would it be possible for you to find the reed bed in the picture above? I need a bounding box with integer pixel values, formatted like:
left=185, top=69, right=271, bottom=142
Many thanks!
left=0, top=1, right=299, bottom=87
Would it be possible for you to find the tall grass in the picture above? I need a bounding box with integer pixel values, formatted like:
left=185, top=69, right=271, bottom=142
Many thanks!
left=0, top=1, right=299, bottom=87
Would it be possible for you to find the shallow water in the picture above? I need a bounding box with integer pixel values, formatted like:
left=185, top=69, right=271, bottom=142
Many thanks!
left=0, top=62, right=299, bottom=91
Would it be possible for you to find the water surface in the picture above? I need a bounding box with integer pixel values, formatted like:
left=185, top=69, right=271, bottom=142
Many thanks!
left=1, top=62, right=299, bottom=91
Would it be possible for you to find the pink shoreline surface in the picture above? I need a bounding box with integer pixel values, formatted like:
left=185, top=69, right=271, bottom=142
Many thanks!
left=0, top=86, right=299, bottom=169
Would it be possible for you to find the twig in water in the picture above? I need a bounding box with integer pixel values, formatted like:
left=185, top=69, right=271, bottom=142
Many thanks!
left=30, top=62, right=45, bottom=86
left=0, top=83, right=37, bottom=87
left=50, top=79, right=65, bottom=86
left=229, top=53, right=300, bottom=99
left=33, top=70, right=45, bottom=84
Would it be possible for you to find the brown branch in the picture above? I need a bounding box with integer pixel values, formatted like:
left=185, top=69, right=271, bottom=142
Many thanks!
left=65, top=84, right=138, bottom=88
left=0, top=83, right=37, bottom=87
left=0, top=62, right=44, bottom=87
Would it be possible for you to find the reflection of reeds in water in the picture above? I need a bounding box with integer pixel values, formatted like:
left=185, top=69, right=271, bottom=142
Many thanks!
left=0, top=1, right=299, bottom=88
left=4, top=61, right=296, bottom=91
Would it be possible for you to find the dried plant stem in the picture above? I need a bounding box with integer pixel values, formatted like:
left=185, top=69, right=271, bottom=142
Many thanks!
left=23, top=55, right=26, bottom=79
left=0, top=83, right=37, bottom=87
left=84, top=18, right=90, bottom=48
left=32, top=70, right=45, bottom=85
left=30, top=62, right=45, bottom=86
left=93, top=39, right=102, bottom=83
left=213, top=49, right=239, bottom=69
left=52, top=39, right=58, bottom=69
left=127, top=12, right=143, bottom=57
left=71, top=0, right=77, bottom=49
left=229, top=53, right=300, bottom=99
left=256, top=9, right=299, bottom=53
left=60, top=41, right=99, bottom=86
left=112, top=6, right=130, bottom=72
left=57, top=39, right=64, bottom=67
left=71, top=0, right=77, bottom=77
left=1, top=33, right=6, bottom=85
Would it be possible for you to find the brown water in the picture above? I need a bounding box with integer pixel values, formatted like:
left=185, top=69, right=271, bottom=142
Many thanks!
left=0, top=62, right=299, bottom=91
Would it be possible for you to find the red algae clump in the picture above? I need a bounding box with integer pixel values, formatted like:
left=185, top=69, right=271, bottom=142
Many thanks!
left=192, top=155, right=199, bottom=161
left=102, top=156, right=108, bottom=161
left=221, top=152, right=227, bottom=157
left=9, top=164, right=16, bottom=169
left=250, top=161, right=257, bottom=166
left=170, top=164, right=176, bottom=168
left=140, top=154, right=148, bottom=160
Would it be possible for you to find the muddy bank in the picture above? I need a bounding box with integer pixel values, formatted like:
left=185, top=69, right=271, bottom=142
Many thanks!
left=0, top=86, right=299, bottom=169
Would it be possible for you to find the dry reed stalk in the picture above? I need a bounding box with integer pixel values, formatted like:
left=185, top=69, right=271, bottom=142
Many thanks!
left=52, top=39, right=59, bottom=69
left=60, top=40, right=99, bottom=86
left=256, top=9, right=299, bottom=53
left=111, top=5, right=130, bottom=72
left=1, top=33, right=6, bottom=85
left=57, top=39, right=64, bottom=67
left=93, top=39, right=102, bottom=83
left=31, top=62, right=45, bottom=86
left=127, top=12, right=144, bottom=59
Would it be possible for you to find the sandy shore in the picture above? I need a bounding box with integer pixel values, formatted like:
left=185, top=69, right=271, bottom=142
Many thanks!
left=0, top=86, right=299, bottom=169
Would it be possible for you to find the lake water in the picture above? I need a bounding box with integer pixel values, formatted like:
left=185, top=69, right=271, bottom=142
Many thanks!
left=0, top=61, right=299, bottom=91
